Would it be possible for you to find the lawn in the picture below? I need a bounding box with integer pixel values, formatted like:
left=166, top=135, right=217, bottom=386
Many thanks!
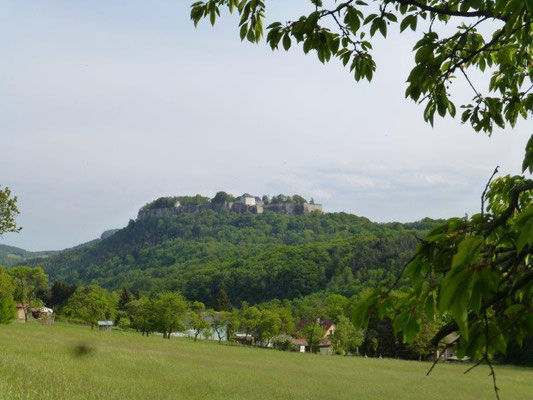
left=0, top=322, right=531, bottom=400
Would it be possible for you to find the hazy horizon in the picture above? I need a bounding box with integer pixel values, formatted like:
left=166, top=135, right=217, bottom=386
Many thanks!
left=1, top=0, right=530, bottom=251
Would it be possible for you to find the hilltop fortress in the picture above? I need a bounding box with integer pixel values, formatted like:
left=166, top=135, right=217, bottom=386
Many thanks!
left=137, top=193, right=323, bottom=220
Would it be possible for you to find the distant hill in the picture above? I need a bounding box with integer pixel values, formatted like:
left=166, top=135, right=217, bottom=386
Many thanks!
left=0, top=244, right=57, bottom=267
left=24, top=195, right=444, bottom=306
left=1, top=229, right=120, bottom=267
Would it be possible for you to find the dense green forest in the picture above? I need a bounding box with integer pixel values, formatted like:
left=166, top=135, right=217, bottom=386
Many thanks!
left=25, top=207, right=442, bottom=305
left=0, top=244, right=57, bottom=267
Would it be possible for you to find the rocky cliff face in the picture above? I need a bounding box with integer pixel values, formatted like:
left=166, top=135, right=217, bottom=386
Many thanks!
left=137, top=201, right=322, bottom=220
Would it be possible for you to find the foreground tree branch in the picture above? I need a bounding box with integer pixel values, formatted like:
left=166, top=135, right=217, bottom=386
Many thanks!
left=190, top=2, right=533, bottom=398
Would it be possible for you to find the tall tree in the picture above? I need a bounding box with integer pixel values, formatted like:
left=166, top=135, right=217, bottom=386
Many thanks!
left=128, top=296, right=157, bottom=336
left=208, top=309, right=230, bottom=343
left=238, top=303, right=261, bottom=341
left=154, top=292, right=188, bottom=339
left=49, top=281, right=78, bottom=311
left=189, top=300, right=211, bottom=341
left=0, top=267, right=15, bottom=324
left=302, top=320, right=324, bottom=354
left=63, top=285, right=113, bottom=329
left=118, top=287, right=133, bottom=312
left=256, top=309, right=281, bottom=345
left=331, top=315, right=365, bottom=356
left=214, top=289, right=232, bottom=312
left=0, top=185, right=21, bottom=235
left=8, top=267, right=48, bottom=322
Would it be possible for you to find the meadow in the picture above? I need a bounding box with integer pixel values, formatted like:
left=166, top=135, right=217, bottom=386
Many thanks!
left=0, top=322, right=531, bottom=400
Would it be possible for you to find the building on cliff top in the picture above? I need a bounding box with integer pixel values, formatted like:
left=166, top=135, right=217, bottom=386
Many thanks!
left=235, top=193, right=264, bottom=207
left=137, top=193, right=322, bottom=220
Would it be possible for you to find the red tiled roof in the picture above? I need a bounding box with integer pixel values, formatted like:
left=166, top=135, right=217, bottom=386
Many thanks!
left=293, top=338, right=308, bottom=346
left=320, top=320, right=335, bottom=331
left=296, top=319, right=335, bottom=331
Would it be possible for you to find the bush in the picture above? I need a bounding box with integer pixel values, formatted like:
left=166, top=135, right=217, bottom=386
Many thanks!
left=271, top=334, right=294, bottom=351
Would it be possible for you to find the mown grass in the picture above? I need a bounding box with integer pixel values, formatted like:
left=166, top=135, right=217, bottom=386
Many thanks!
left=0, top=322, right=531, bottom=400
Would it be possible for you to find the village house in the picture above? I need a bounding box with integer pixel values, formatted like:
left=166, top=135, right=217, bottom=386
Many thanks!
left=98, top=321, right=114, bottom=332
left=16, top=303, right=26, bottom=322
left=434, top=333, right=469, bottom=362
left=31, top=306, right=54, bottom=320
left=235, top=193, right=260, bottom=206
left=294, top=319, right=336, bottom=355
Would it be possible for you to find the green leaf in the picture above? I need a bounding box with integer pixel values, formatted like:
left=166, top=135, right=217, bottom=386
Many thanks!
left=378, top=19, right=387, bottom=38
left=439, top=267, right=468, bottom=312
left=504, top=304, right=525, bottom=316
left=522, top=134, right=533, bottom=173
left=451, top=236, right=483, bottom=269
left=450, top=272, right=476, bottom=342
left=516, top=205, right=533, bottom=252
left=282, top=34, right=291, bottom=51
left=451, top=295, right=469, bottom=342
left=240, top=24, right=248, bottom=41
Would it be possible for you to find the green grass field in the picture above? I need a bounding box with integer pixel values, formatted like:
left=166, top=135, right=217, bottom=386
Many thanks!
left=0, top=322, right=531, bottom=400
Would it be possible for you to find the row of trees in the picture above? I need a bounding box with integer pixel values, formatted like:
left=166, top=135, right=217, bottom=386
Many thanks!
left=0, top=266, right=415, bottom=357
left=0, top=266, right=48, bottom=323
left=3, top=265, right=531, bottom=363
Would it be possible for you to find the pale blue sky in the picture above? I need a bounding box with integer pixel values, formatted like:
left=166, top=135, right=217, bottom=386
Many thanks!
left=1, top=1, right=530, bottom=250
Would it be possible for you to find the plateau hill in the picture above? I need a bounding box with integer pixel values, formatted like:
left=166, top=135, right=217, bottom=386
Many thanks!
left=24, top=194, right=443, bottom=305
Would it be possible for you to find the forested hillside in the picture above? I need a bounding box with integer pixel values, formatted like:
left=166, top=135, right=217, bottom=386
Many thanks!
left=26, top=209, right=442, bottom=305
left=0, top=244, right=57, bottom=267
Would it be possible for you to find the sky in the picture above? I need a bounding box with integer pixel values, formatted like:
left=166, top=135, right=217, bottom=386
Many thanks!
left=0, top=0, right=530, bottom=251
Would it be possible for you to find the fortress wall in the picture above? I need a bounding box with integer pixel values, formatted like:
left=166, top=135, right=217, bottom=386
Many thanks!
left=137, top=201, right=322, bottom=220
left=303, top=204, right=323, bottom=214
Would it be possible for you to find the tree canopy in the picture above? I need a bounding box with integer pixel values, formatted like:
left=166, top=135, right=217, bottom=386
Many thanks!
left=0, top=267, right=15, bottom=324
left=0, top=185, right=21, bottom=236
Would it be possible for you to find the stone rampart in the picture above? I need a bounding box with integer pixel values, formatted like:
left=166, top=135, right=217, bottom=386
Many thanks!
left=137, top=200, right=322, bottom=220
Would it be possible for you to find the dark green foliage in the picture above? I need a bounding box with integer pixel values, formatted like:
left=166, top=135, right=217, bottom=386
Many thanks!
left=0, top=244, right=56, bottom=267
left=28, top=210, right=440, bottom=305
left=356, top=175, right=533, bottom=369
left=118, top=287, right=133, bottom=312
left=0, top=299, right=15, bottom=324
left=214, top=289, right=232, bottom=311
left=211, top=191, right=235, bottom=204
left=141, top=195, right=210, bottom=211
left=63, top=285, right=114, bottom=328
left=0, top=267, right=15, bottom=324
left=49, top=281, right=78, bottom=311
left=499, top=337, right=533, bottom=366
left=0, top=185, right=21, bottom=235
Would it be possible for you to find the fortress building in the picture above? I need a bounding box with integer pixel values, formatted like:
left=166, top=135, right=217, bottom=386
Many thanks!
left=137, top=193, right=322, bottom=220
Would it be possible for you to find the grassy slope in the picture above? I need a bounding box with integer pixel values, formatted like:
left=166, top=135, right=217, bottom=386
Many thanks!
left=0, top=323, right=531, bottom=400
